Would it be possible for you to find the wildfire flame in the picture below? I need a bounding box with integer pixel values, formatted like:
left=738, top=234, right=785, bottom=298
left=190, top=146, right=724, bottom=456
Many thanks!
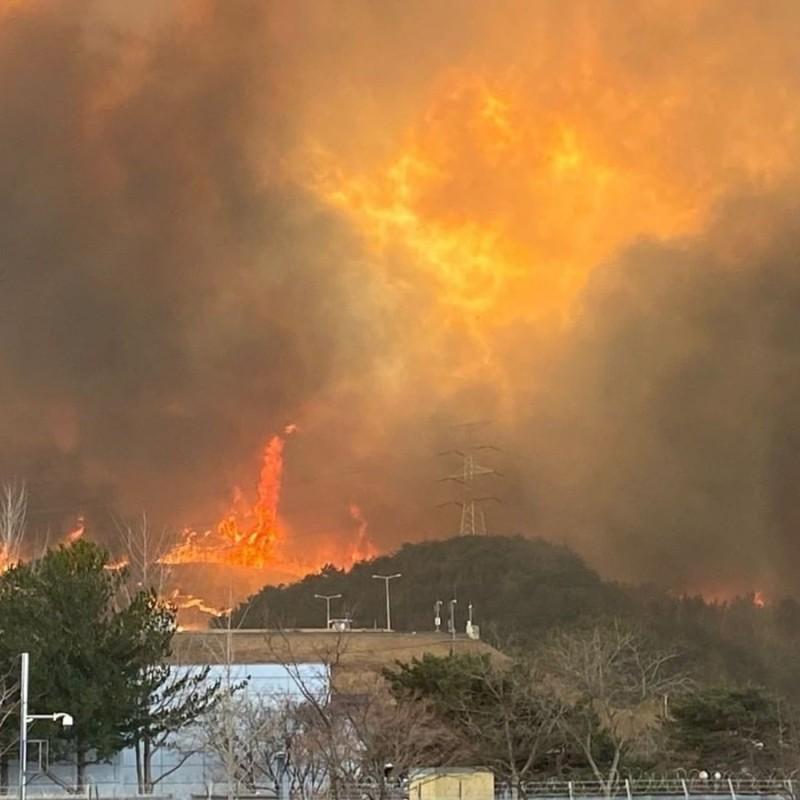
left=160, top=433, right=287, bottom=569
left=169, top=589, right=229, bottom=618
left=347, top=503, right=378, bottom=566
left=66, top=515, right=85, bottom=543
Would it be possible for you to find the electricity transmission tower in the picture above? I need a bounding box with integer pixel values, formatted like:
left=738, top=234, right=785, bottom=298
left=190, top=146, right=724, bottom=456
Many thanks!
left=438, top=422, right=502, bottom=536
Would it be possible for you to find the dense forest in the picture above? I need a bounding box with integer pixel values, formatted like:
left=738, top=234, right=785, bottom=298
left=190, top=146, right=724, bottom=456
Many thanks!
left=229, top=535, right=800, bottom=702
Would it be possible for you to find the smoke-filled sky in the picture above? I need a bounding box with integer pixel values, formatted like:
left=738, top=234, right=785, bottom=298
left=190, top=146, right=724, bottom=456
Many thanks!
left=3, top=0, right=800, bottom=594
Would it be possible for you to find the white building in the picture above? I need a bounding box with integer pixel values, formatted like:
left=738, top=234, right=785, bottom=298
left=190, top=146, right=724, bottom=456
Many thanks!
left=22, top=658, right=328, bottom=798
left=17, top=629, right=497, bottom=799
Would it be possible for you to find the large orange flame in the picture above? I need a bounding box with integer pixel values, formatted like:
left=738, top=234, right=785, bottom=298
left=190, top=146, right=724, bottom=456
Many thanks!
left=160, top=434, right=286, bottom=569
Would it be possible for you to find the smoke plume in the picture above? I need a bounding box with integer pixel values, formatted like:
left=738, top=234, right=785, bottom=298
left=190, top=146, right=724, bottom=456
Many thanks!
left=3, top=0, right=800, bottom=595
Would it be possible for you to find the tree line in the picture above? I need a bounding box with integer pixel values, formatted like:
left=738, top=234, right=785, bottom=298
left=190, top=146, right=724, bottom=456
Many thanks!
left=382, top=629, right=800, bottom=798
left=0, top=539, right=795, bottom=800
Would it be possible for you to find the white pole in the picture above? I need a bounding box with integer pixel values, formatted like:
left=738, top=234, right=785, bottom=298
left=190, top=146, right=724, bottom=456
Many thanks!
left=18, top=652, right=28, bottom=800
left=384, top=579, right=391, bottom=631
left=372, top=575, right=400, bottom=631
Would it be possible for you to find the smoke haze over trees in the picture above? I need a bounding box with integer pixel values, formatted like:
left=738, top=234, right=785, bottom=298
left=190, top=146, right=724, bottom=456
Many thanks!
left=232, top=536, right=800, bottom=707
left=4, top=1, right=800, bottom=595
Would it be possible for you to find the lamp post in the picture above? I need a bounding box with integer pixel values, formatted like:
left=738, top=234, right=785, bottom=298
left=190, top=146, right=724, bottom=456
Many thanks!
left=313, top=593, right=342, bottom=629
left=372, top=573, right=401, bottom=631
left=434, top=600, right=443, bottom=632
left=19, top=653, right=74, bottom=800
left=448, top=599, right=458, bottom=641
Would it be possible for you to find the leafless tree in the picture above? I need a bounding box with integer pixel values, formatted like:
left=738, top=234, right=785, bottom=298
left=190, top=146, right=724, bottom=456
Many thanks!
left=264, top=631, right=464, bottom=800
left=445, top=657, right=562, bottom=796
left=263, top=631, right=355, bottom=799
left=342, top=689, right=461, bottom=799
left=387, top=650, right=563, bottom=797
left=544, top=623, right=691, bottom=798
left=0, top=481, right=27, bottom=571
left=191, top=614, right=254, bottom=800
left=114, top=511, right=172, bottom=599
left=0, top=665, right=19, bottom=795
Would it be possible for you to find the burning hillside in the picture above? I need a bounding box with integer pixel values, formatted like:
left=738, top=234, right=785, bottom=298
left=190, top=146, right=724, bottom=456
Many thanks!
left=156, top=426, right=379, bottom=623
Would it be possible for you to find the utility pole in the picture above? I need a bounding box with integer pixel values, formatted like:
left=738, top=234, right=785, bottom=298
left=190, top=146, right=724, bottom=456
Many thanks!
left=313, top=593, right=342, bottom=629
left=18, top=653, right=73, bottom=800
left=372, top=574, right=401, bottom=631
left=18, top=653, right=27, bottom=800
left=438, top=421, right=502, bottom=536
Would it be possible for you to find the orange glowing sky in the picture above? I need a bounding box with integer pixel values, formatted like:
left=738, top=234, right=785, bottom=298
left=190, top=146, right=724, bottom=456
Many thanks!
left=5, top=0, right=800, bottom=599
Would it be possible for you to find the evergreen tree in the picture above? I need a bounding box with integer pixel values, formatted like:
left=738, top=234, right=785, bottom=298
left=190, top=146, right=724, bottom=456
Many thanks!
left=0, top=540, right=218, bottom=791
left=667, top=686, right=797, bottom=774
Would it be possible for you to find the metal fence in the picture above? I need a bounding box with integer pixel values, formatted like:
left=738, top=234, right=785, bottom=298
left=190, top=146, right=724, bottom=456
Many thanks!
left=513, top=778, right=798, bottom=800
left=15, top=777, right=800, bottom=800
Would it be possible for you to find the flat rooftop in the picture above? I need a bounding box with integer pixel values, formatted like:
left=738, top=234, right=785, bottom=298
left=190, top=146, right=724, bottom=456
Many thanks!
left=170, top=628, right=501, bottom=667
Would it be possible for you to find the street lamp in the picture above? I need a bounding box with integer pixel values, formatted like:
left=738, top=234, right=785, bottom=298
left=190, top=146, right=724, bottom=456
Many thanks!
left=372, top=573, right=401, bottom=631
left=313, top=593, right=342, bottom=629
left=448, top=598, right=458, bottom=641
left=19, top=653, right=73, bottom=800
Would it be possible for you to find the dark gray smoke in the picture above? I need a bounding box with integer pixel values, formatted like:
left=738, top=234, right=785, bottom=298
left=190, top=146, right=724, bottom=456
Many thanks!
left=0, top=2, right=382, bottom=538
left=525, top=188, right=800, bottom=594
